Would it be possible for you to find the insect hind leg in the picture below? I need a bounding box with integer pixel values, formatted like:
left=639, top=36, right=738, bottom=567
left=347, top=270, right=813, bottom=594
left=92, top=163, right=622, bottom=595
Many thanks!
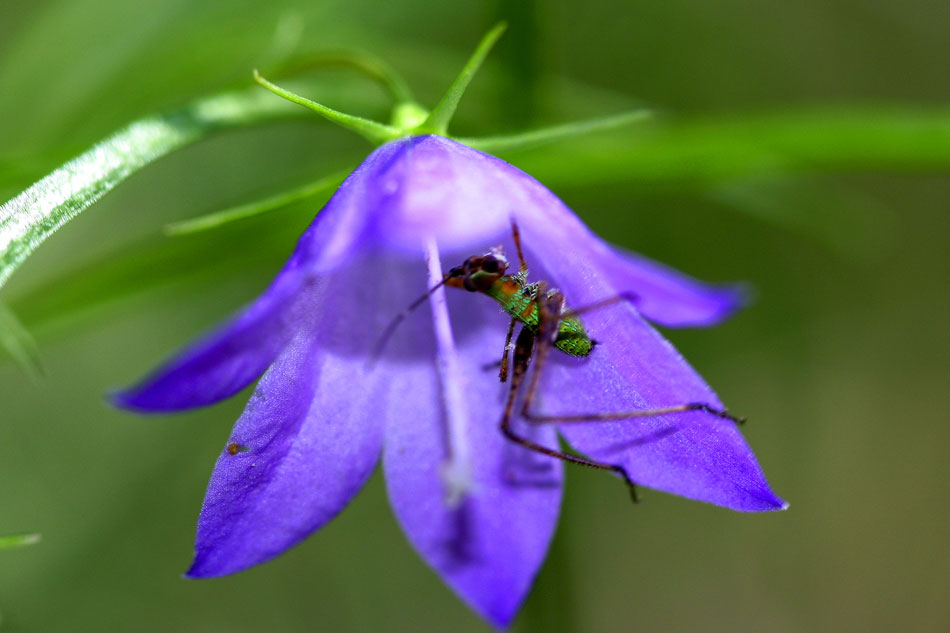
left=532, top=290, right=746, bottom=427
left=500, top=322, right=640, bottom=502
left=500, top=422, right=640, bottom=503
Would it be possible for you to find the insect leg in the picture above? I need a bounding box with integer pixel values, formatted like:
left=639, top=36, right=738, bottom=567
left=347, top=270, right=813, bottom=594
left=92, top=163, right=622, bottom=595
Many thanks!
left=499, top=322, right=640, bottom=502
left=524, top=290, right=746, bottom=427
left=498, top=317, right=518, bottom=383
left=509, top=219, right=529, bottom=276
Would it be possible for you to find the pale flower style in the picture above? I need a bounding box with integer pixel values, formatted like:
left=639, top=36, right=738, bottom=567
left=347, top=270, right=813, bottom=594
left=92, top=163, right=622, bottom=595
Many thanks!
left=114, top=134, right=785, bottom=628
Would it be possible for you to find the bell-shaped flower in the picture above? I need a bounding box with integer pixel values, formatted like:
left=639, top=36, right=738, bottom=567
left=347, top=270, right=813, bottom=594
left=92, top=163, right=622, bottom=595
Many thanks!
left=113, top=27, right=785, bottom=629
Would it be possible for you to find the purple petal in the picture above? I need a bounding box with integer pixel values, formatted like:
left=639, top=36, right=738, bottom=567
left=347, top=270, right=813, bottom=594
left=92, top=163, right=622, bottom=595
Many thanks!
left=594, top=245, right=747, bottom=327
left=500, top=158, right=746, bottom=327
left=508, top=220, right=784, bottom=511
left=111, top=145, right=387, bottom=412
left=185, top=325, right=385, bottom=578
left=351, top=136, right=521, bottom=256
left=384, top=291, right=563, bottom=629
left=188, top=249, right=462, bottom=578
left=186, top=253, right=450, bottom=578
left=111, top=260, right=314, bottom=412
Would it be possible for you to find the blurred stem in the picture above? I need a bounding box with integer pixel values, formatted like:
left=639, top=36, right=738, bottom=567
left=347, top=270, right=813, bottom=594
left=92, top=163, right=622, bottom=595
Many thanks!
left=0, top=533, right=41, bottom=549
left=0, top=303, right=43, bottom=380
left=492, top=0, right=542, bottom=127
left=513, top=106, right=950, bottom=186
left=274, top=51, right=416, bottom=105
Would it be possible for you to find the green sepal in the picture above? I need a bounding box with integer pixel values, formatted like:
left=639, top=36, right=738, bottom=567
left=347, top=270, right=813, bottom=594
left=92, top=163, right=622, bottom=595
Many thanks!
left=458, top=109, right=653, bottom=154
left=165, top=170, right=350, bottom=236
left=253, top=70, right=401, bottom=145
left=417, top=23, right=508, bottom=136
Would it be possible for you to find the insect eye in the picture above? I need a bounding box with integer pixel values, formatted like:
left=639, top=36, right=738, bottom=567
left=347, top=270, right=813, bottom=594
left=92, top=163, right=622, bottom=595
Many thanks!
left=482, top=258, right=499, bottom=273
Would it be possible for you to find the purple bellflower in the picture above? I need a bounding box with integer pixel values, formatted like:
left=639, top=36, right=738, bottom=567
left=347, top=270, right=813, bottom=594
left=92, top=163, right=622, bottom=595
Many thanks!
left=114, top=29, right=785, bottom=629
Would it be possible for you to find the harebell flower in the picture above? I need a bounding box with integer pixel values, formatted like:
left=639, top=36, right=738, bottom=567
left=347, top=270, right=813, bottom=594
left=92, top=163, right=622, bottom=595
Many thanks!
left=114, top=25, right=785, bottom=628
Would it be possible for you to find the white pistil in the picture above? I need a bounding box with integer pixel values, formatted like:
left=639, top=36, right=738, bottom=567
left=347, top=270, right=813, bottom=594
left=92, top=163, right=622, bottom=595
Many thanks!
left=424, top=237, right=474, bottom=507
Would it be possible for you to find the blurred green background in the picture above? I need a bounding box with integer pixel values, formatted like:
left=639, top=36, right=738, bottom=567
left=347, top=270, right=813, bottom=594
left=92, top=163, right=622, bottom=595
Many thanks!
left=1, top=0, right=948, bottom=631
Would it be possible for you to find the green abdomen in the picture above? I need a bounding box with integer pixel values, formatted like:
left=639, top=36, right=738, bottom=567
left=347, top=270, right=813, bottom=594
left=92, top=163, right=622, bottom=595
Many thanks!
left=487, top=278, right=594, bottom=357
left=553, top=315, right=594, bottom=356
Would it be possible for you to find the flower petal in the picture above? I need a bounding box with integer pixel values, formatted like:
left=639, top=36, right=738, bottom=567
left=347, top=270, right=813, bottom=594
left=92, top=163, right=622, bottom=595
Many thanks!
left=509, top=222, right=784, bottom=511
left=185, top=326, right=385, bottom=577
left=110, top=147, right=387, bottom=412
left=188, top=258, right=436, bottom=577
left=384, top=293, right=563, bottom=629
left=111, top=261, right=315, bottom=412
left=497, top=159, right=746, bottom=326
left=354, top=136, right=521, bottom=255
left=185, top=251, right=449, bottom=578
left=593, top=245, right=747, bottom=327
left=548, top=313, right=782, bottom=511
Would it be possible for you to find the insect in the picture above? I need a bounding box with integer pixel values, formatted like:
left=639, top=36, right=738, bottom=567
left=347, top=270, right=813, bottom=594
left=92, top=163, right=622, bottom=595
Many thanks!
left=375, top=220, right=743, bottom=501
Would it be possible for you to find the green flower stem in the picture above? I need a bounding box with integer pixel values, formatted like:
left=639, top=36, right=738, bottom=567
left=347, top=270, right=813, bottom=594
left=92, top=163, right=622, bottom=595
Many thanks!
left=419, top=22, right=508, bottom=136
left=253, top=70, right=400, bottom=144
left=0, top=86, right=312, bottom=292
left=458, top=108, right=653, bottom=154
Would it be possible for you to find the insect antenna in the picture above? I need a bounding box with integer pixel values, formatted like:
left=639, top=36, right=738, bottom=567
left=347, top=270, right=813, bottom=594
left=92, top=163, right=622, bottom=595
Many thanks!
left=368, top=277, right=450, bottom=364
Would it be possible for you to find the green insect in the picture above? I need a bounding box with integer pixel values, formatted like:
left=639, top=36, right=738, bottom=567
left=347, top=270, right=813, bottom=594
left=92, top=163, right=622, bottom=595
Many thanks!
left=375, top=220, right=743, bottom=502
left=442, top=230, right=594, bottom=358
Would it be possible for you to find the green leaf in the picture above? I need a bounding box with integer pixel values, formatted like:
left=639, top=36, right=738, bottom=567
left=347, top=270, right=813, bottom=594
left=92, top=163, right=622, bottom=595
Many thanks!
left=420, top=23, right=507, bottom=135
left=164, top=170, right=349, bottom=236
left=0, top=303, right=44, bottom=379
left=0, top=533, right=41, bottom=549
left=0, top=86, right=307, bottom=292
left=459, top=109, right=653, bottom=154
